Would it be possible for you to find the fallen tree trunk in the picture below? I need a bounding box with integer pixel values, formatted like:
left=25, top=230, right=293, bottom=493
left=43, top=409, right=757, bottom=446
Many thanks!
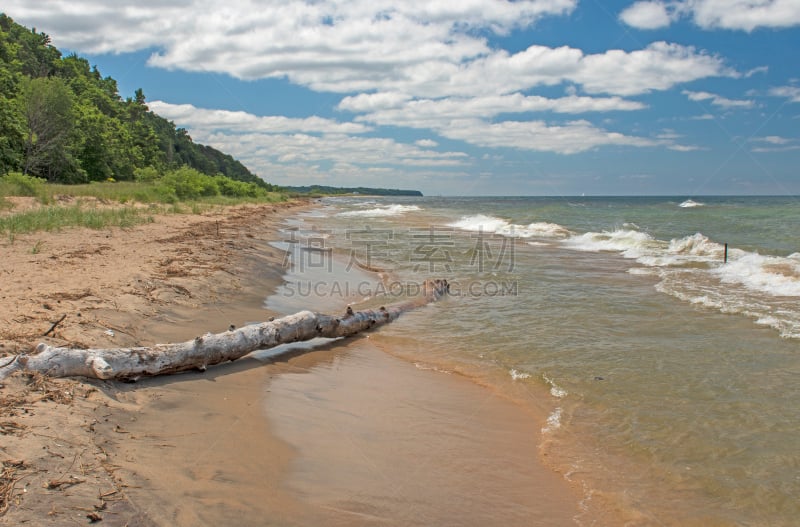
left=0, top=279, right=449, bottom=382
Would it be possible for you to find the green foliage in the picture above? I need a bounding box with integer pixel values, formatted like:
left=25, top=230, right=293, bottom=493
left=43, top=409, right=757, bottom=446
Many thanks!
left=133, top=165, right=160, bottom=182
left=156, top=166, right=219, bottom=201
left=0, top=13, right=278, bottom=190
left=1, top=171, right=47, bottom=198
left=213, top=174, right=269, bottom=198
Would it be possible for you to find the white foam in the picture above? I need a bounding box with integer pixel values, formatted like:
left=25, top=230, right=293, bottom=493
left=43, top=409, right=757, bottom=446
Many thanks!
left=713, top=252, right=800, bottom=297
left=449, top=215, right=571, bottom=238
left=668, top=233, right=724, bottom=259
left=679, top=199, right=705, bottom=208
left=542, top=407, right=563, bottom=434
left=543, top=373, right=568, bottom=398
left=337, top=204, right=421, bottom=217
left=509, top=368, right=531, bottom=381
left=563, top=228, right=659, bottom=259
left=628, top=267, right=658, bottom=276
left=449, top=214, right=510, bottom=233
left=520, top=222, right=572, bottom=238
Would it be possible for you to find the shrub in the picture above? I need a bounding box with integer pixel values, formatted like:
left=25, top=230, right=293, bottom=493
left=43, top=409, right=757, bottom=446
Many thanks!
left=133, top=166, right=161, bottom=182
left=1, top=172, right=47, bottom=197
left=214, top=175, right=268, bottom=198
left=156, top=167, right=220, bottom=200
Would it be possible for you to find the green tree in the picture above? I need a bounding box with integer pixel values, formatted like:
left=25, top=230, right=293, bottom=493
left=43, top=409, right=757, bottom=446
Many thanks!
left=0, top=95, right=25, bottom=173
left=20, top=76, right=84, bottom=181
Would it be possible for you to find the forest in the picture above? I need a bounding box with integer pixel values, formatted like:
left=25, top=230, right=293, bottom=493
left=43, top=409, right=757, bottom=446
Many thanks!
left=0, top=14, right=275, bottom=190
left=284, top=186, right=423, bottom=196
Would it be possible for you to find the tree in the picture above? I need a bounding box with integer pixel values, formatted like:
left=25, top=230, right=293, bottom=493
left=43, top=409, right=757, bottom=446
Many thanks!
left=20, top=76, right=84, bottom=181
left=0, top=94, right=25, bottom=173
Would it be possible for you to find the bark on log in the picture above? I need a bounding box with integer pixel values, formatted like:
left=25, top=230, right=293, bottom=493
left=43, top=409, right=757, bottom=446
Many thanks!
left=0, top=279, right=449, bottom=382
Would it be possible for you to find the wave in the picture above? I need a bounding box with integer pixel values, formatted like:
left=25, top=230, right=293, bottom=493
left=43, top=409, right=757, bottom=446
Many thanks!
left=713, top=252, right=800, bottom=297
left=679, top=199, right=705, bottom=208
left=562, top=228, right=660, bottom=259
left=566, top=229, right=800, bottom=296
left=449, top=214, right=571, bottom=238
left=337, top=204, right=421, bottom=217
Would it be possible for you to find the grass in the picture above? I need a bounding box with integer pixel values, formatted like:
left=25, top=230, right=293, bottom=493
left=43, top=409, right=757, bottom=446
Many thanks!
left=0, top=175, right=288, bottom=238
left=21, top=182, right=287, bottom=206
left=0, top=203, right=154, bottom=240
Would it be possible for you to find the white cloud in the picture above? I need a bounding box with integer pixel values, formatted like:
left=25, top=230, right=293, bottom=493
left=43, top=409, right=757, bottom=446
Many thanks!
left=744, top=66, right=769, bottom=77
left=145, top=100, right=472, bottom=184
left=6, top=1, right=730, bottom=98
left=620, top=0, right=800, bottom=32
left=690, top=0, right=800, bottom=31
left=751, top=145, right=800, bottom=152
left=769, top=86, right=800, bottom=102
left=149, top=101, right=372, bottom=134
left=1, top=0, right=751, bottom=182
left=573, top=42, right=732, bottom=96
left=753, top=135, right=792, bottom=144
left=619, top=1, right=674, bottom=29
left=4, top=0, right=576, bottom=69
left=341, top=93, right=645, bottom=128
left=668, top=144, right=704, bottom=151
left=436, top=119, right=658, bottom=154
left=749, top=135, right=800, bottom=152
left=336, top=94, right=658, bottom=155
left=682, top=90, right=755, bottom=108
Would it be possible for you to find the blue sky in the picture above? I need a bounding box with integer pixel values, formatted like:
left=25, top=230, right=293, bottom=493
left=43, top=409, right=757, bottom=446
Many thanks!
left=6, top=1, right=800, bottom=195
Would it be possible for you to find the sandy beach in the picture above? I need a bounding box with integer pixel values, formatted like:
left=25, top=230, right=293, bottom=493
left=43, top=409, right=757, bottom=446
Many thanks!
left=0, top=199, right=592, bottom=526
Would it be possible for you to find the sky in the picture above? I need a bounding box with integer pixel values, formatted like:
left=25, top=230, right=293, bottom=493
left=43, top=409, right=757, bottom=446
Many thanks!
left=5, top=0, right=800, bottom=196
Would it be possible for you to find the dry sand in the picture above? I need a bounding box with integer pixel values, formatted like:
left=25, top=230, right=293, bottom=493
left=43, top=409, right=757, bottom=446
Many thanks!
left=0, top=198, right=590, bottom=526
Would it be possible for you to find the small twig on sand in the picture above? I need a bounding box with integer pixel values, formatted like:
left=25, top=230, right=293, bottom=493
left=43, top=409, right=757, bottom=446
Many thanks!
left=43, top=314, right=67, bottom=337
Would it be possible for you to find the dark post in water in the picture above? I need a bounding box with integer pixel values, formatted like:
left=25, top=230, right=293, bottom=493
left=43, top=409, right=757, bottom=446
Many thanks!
left=724, top=243, right=728, bottom=263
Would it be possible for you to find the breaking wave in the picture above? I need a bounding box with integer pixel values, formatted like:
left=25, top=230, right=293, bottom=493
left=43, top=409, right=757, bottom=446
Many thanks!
left=337, top=204, right=422, bottom=217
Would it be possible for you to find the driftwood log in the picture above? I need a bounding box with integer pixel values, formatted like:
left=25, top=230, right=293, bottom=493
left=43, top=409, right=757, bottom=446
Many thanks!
left=0, top=279, right=449, bottom=382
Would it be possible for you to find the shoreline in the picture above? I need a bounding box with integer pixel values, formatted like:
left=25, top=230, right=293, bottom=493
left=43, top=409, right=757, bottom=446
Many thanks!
left=0, top=199, right=594, bottom=525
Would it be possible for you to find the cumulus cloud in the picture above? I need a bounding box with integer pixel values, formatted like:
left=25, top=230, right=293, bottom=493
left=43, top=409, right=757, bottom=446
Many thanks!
left=340, top=93, right=645, bottom=127
left=149, top=102, right=470, bottom=178
left=682, top=90, right=755, bottom=108
left=690, top=0, right=800, bottom=31
left=4, top=0, right=575, bottom=61
left=572, top=42, right=731, bottom=95
left=6, top=1, right=730, bottom=98
left=620, top=0, right=800, bottom=31
left=434, top=119, right=658, bottom=154
left=619, top=1, right=674, bottom=29
left=149, top=101, right=373, bottom=134
left=3, top=0, right=741, bottom=173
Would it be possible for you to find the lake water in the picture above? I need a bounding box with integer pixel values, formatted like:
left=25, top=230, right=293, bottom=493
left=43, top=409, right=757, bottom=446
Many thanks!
left=272, top=195, right=800, bottom=526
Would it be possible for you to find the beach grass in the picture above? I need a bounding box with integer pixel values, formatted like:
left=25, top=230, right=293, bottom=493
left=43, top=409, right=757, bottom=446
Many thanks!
left=0, top=173, right=288, bottom=238
left=0, top=203, right=154, bottom=240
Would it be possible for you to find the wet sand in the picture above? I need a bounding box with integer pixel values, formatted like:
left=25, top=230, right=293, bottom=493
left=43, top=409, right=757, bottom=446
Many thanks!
left=0, top=199, right=590, bottom=526
left=267, top=338, right=584, bottom=526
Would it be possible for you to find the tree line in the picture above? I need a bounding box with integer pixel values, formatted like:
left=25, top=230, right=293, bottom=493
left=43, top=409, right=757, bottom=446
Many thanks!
left=284, top=185, right=423, bottom=196
left=0, top=14, right=276, bottom=190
